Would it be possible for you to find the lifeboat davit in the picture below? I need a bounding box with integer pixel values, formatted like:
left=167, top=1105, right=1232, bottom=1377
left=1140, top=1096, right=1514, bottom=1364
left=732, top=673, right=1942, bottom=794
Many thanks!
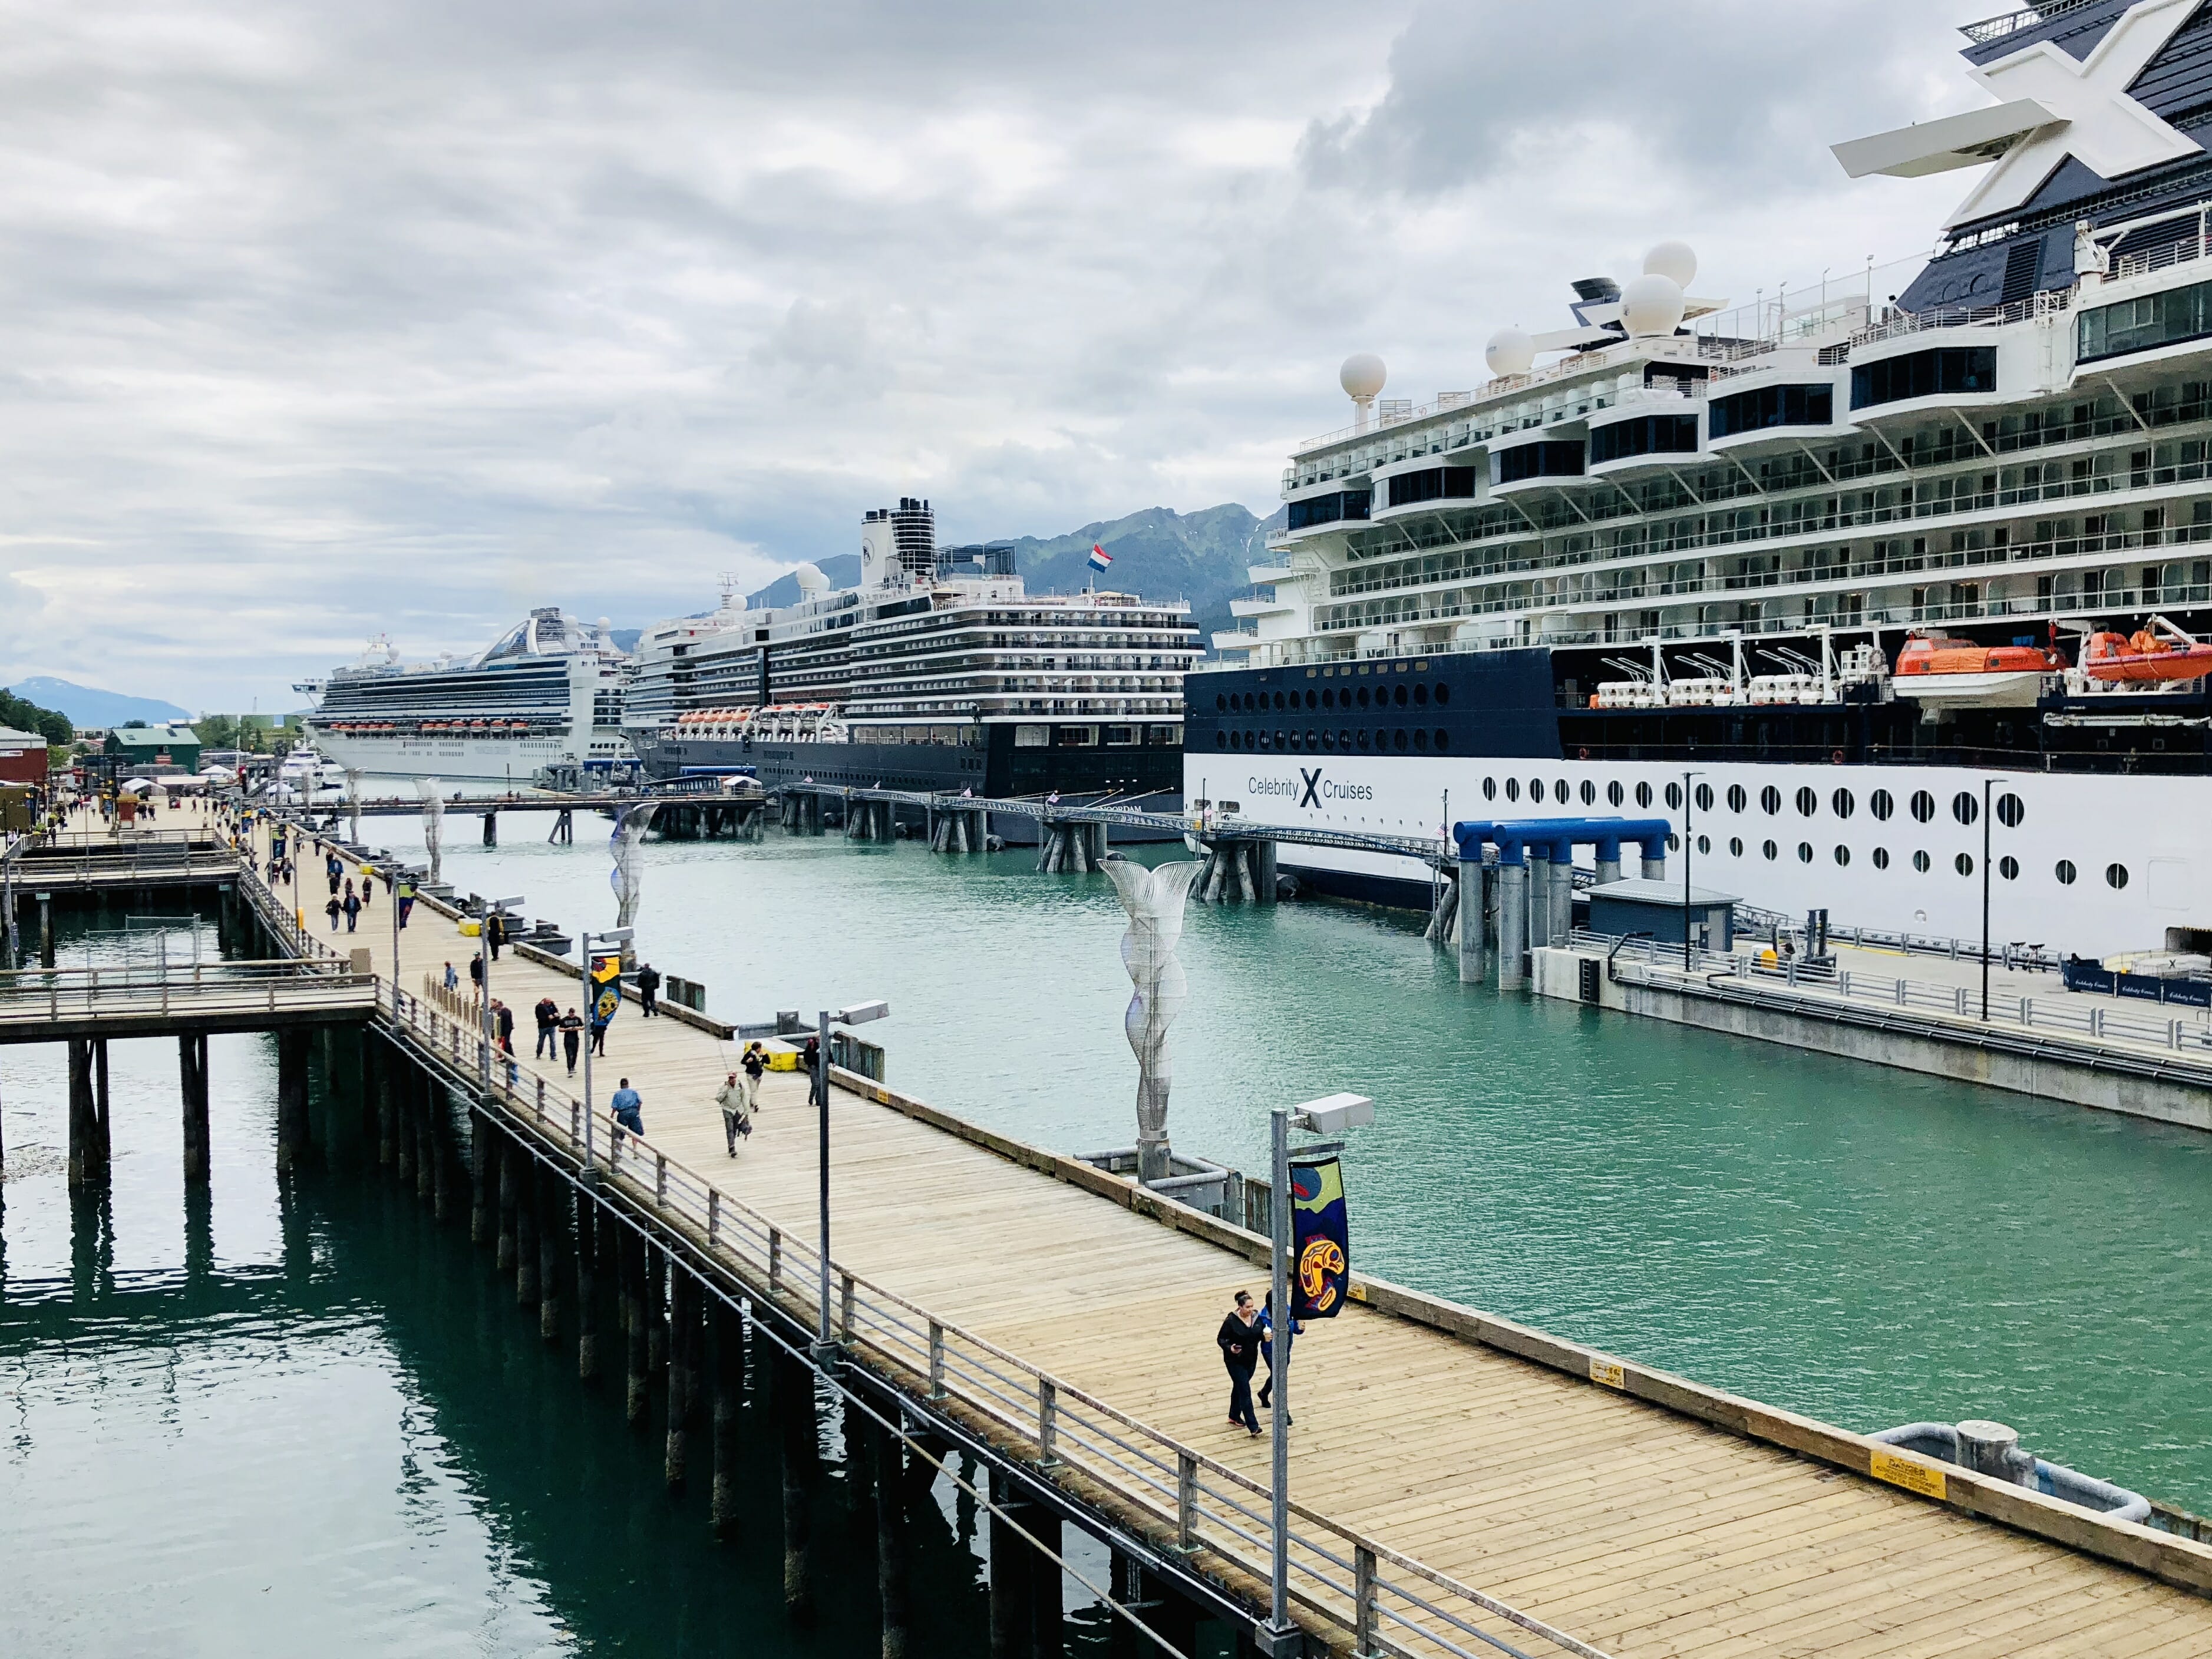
left=2080, top=618, right=2212, bottom=683
left=1893, top=630, right=2061, bottom=709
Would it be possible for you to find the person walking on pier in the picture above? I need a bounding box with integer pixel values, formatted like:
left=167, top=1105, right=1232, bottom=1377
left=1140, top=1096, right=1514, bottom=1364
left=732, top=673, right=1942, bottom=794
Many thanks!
left=636, top=961, right=661, bottom=1017
left=358, top=871, right=371, bottom=910
left=741, top=1042, right=765, bottom=1114
left=485, top=910, right=504, bottom=961
left=325, top=893, right=341, bottom=932
left=560, top=1006, right=583, bottom=1075
left=716, top=1070, right=751, bottom=1156
left=342, top=887, right=361, bottom=932
left=610, top=1078, right=643, bottom=1141
left=468, top=954, right=483, bottom=992
left=396, top=877, right=414, bottom=930
left=534, top=995, right=559, bottom=1059
left=1257, top=1292, right=1300, bottom=1425
left=1217, top=1290, right=1263, bottom=1436
left=444, top=960, right=458, bottom=993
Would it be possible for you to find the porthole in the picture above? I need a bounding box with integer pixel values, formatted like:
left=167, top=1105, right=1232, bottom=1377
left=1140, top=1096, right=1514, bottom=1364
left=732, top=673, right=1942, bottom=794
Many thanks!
left=1275, top=691, right=1287, bottom=710
left=1321, top=688, right=1335, bottom=709
left=1834, top=845, right=1850, bottom=867
left=1831, top=788, right=1854, bottom=820
left=1285, top=731, right=1299, bottom=751
left=1797, top=841, right=1813, bottom=863
left=1795, top=786, right=1817, bottom=817
left=1555, top=778, right=1568, bottom=801
left=1322, top=731, right=1336, bottom=752
left=1580, top=780, right=1596, bottom=807
left=1870, top=789, right=1894, bottom=821
left=1215, top=693, right=1227, bottom=712
left=1694, top=784, right=1714, bottom=812
left=1215, top=731, right=1227, bottom=749
left=1607, top=781, right=1625, bottom=807
left=1873, top=847, right=1890, bottom=870
left=1726, top=784, right=1746, bottom=813
left=1910, top=789, right=1934, bottom=824
left=1483, top=776, right=1497, bottom=800
left=1273, top=730, right=1285, bottom=749
left=1955, top=852, right=1973, bottom=877
left=1665, top=782, right=1683, bottom=810
left=1357, top=687, right=1371, bottom=709
left=1999, top=855, right=2018, bottom=880
left=1393, top=684, right=1408, bottom=708
left=1697, top=834, right=1711, bottom=854
left=1996, top=792, right=2024, bottom=828
left=1760, top=785, right=1781, bottom=815
left=1306, top=689, right=1319, bottom=710
left=1435, top=684, right=1450, bottom=706
left=1762, top=840, right=1778, bottom=861
left=1435, top=729, right=1450, bottom=751
left=1505, top=778, right=1520, bottom=801
left=2056, top=859, right=2075, bottom=885
left=1728, top=837, right=1743, bottom=857
left=1636, top=782, right=1653, bottom=808
left=1413, top=683, right=1428, bottom=706
left=1953, top=791, right=1979, bottom=827
left=1530, top=779, right=1546, bottom=804
left=2107, top=862, right=2130, bottom=890
left=1305, top=728, right=1317, bottom=750
left=1913, top=850, right=1931, bottom=873
left=1666, top=833, right=1681, bottom=852
left=1414, top=729, right=1429, bottom=750
left=1391, top=728, right=1406, bottom=751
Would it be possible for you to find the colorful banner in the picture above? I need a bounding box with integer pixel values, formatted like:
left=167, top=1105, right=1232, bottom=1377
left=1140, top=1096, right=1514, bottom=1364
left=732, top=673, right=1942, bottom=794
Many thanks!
left=588, top=952, right=623, bottom=1035
left=1290, top=1154, right=1350, bottom=1320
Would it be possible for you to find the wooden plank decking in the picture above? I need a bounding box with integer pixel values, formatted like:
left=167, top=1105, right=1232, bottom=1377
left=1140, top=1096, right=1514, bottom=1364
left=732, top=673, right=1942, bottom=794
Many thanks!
left=90, top=803, right=2212, bottom=1655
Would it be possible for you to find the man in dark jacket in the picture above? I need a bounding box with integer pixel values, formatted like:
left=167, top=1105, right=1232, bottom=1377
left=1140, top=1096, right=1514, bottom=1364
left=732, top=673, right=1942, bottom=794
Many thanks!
left=1216, top=1291, right=1263, bottom=1436
left=636, top=962, right=661, bottom=1017
left=533, top=995, right=560, bottom=1059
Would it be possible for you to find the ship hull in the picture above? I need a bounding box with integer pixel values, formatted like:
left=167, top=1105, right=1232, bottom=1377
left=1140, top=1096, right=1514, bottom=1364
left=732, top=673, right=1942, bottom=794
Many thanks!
left=309, top=731, right=622, bottom=787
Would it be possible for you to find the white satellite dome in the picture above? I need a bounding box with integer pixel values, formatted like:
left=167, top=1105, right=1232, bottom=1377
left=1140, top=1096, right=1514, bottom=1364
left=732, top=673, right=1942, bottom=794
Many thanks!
left=1339, top=353, right=1387, bottom=401
left=1484, top=327, right=1536, bottom=379
left=793, top=562, right=829, bottom=594
left=1642, top=240, right=1698, bottom=289
left=1619, top=273, right=1687, bottom=338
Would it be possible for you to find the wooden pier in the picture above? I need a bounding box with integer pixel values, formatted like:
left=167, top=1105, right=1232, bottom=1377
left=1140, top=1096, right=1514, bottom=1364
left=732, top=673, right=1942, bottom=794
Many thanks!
left=21, top=798, right=2212, bottom=1656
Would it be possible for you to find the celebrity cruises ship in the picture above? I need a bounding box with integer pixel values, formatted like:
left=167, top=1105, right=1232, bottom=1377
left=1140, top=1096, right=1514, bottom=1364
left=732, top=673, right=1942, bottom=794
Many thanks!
left=626, top=499, right=1201, bottom=809
left=1196, top=0, right=2212, bottom=954
left=299, top=610, right=633, bottom=786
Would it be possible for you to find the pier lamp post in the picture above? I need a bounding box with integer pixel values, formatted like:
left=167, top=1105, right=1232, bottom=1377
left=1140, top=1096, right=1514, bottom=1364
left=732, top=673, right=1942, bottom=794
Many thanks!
left=815, top=999, right=890, bottom=1357
left=477, top=894, right=524, bottom=1096
left=578, top=925, right=632, bottom=1173
left=1264, top=1090, right=1375, bottom=1656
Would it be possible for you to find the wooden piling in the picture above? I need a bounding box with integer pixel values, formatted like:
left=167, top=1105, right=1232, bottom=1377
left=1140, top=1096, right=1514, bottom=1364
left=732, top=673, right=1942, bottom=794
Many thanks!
left=775, top=1343, right=818, bottom=1620
left=645, top=1247, right=668, bottom=1376
left=179, top=1032, right=210, bottom=1186
left=66, top=1036, right=95, bottom=1190
left=377, top=1042, right=398, bottom=1169
left=469, top=1106, right=492, bottom=1244
left=393, top=1052, right=415, bottom=1187
left=1028, top=1502, right=1064, bottom=1659
left=625, top=1230, right=651, bottom=1426
left=987, top=1466, right=1029, bottom=1659
left=497, top=1132, right=520, bottom=1273
left=710, top=1298, right=743, bottom=1534
left=515, top=1143, right=540, bottom=1307
left=275, top=1028, right=309, bottom=1175
left=415, top=1071, right=437, bottom=1206
left=576, top=1197, right=600, bottom=1381
left=91, top=1037, right=112, bottom=1184
left=537, top=1166, right=562, bottom=1343
left=665, top=1265, right=694, bottom=1488
left=873, top=1416, right=912, bottom=1659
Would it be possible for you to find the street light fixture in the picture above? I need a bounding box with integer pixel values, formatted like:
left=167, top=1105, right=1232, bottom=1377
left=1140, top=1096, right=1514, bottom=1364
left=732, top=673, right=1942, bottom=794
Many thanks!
left=816, top=998, right=890, bottom=1357
left=1264, top=1089, right=1376, bottom=1655
left=477, top=894, right=524, bottom=1096
left=579, top=925, right=633, bottom=1172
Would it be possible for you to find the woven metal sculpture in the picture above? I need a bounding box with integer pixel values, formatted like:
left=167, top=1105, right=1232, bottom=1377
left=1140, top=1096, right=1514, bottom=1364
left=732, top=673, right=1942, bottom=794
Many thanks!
left=1102, top=857, right=1203, bottom=1184
left=415, top=776, right=444, bottom=885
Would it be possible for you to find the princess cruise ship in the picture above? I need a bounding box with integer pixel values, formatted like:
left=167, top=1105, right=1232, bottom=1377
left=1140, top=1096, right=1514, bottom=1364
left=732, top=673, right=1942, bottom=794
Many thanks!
left=1196, top=0, right=2212, bottom=954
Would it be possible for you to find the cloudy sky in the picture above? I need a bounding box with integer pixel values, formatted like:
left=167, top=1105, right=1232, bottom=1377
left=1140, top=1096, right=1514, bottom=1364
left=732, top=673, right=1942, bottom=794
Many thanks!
left=2, top=0, right=2001, bottom=711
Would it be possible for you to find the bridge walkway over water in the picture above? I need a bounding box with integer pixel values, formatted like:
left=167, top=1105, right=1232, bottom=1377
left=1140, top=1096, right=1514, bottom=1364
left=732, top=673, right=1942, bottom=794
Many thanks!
left=80, top=800, right=2212, bottom=1656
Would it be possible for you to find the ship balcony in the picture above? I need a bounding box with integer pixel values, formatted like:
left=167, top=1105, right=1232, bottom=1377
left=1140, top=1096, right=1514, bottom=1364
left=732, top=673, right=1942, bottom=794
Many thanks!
left=1230, top=594, right=1296, bottom=618
left=1213, top=628, right=1259, bottom=652
left=1246, top=564, right=1294, bottom=584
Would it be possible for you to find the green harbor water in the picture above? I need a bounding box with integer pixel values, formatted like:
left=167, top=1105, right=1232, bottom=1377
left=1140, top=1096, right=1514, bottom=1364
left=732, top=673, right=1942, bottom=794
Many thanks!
left=5, top=824, right=2211, bottom=1651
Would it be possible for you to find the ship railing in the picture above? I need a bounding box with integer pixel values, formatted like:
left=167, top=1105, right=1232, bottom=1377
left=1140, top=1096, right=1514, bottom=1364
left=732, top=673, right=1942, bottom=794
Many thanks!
left=1961, top=0, right=2104, bottom=45
left=375, top=975, right=1613, bottom=1659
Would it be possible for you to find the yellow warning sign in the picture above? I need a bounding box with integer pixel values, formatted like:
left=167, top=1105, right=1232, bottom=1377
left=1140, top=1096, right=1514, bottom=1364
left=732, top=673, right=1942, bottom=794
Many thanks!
left=1589, top=1359, right=1626, bottom=1389
left=1870, top=1448, right=1948, bottom=1500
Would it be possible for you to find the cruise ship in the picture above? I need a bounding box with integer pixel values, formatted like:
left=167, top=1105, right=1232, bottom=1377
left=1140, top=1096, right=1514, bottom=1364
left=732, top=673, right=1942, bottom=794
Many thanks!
left=1196, top=0, right=2212, bottom=955
left=299, top=610, right=633, bottom=786
left=626, top=499, right=1202, bottom=810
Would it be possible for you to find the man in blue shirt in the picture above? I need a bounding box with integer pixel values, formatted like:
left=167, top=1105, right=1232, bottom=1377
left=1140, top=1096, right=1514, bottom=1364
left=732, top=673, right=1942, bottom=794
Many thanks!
left=610, top=1079, right=643, bottom=1139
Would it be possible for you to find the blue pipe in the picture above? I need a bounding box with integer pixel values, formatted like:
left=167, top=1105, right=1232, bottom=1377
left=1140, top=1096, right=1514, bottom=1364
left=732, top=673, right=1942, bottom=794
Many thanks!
left=1451, top=817, right=1672, bottom=866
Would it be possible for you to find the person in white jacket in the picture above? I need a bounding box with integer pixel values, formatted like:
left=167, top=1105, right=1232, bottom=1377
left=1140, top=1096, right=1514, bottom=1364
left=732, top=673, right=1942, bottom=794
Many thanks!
left=715, top=1071, right=751, bottom=1157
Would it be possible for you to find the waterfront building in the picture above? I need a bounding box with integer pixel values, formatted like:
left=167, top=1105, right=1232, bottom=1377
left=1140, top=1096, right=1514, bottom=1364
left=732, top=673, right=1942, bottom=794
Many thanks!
left=103, top=723, right=202, bottom=774
left=1193, top=0, right=2212, bottom=954
left=0, top=726, right=49, bottom=786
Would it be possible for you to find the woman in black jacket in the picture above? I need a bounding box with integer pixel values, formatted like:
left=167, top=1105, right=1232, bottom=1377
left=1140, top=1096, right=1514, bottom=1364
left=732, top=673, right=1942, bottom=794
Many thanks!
left=1216, top=1291, right=1263, bottom=1436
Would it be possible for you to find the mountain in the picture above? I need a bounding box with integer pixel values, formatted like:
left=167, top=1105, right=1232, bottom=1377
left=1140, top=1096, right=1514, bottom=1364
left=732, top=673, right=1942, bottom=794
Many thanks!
left=7, top=677, right=191, bottom=729
left=737, top=505, right=1281, bottom=647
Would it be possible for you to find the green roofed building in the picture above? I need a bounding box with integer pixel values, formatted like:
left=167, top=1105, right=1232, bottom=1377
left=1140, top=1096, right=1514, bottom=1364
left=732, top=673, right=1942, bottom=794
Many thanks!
left=103, top=723, right=202, bottom=774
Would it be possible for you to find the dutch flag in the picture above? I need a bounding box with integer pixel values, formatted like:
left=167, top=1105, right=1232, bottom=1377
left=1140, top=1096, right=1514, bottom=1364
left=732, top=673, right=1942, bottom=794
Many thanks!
left=1087, top=543, right=1113, bottom=574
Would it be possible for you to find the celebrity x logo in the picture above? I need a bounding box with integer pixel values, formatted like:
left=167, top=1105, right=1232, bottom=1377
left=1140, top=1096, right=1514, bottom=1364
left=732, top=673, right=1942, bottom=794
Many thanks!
left=1299, top=768, right=1322, bottom=808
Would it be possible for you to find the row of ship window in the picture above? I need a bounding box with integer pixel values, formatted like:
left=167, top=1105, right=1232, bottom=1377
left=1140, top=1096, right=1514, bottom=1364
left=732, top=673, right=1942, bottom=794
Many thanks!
left=1479, top=774, right=2026, bottom=830
left=1217, top=727, right=1451, bottom=752
left=1686, top=834, right=2125, bottom=890
left=1217, top=682, right=1450, bottom=712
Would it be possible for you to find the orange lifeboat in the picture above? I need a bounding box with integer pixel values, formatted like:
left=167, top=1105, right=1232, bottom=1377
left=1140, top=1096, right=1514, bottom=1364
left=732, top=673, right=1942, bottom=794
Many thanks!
left=2080, top=619, right=2212, bottom=683
left=1893, top=629, right=2061, bottom=709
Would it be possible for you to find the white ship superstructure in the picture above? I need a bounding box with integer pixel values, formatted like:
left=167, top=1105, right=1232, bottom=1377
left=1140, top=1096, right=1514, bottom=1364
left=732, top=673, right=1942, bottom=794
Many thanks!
left=1191, top=0, right=2212, bottom=956
left=301, top=609, right=632, bottom=786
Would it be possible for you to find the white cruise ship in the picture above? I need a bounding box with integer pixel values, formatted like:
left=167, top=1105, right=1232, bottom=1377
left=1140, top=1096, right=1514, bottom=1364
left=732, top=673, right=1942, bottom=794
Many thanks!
left=300, top=610, right=633, bottom=786
left=626, top=498, right=1201, bottom=809
left=1193, top=0, right=2212, bottom=956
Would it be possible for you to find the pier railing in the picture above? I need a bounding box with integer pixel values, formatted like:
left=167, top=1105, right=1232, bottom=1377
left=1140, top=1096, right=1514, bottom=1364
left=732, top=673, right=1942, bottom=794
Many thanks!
left=379, top=976, right=1609, bottom=1659
left=0, top=958, right=376, bottom=1027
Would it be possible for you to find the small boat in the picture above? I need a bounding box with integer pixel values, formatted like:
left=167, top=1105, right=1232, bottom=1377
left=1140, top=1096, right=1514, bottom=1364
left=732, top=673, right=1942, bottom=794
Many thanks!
left=1893, top=630, right=2061, bottom=708
left=2079, top=616, right=2212, bottom=684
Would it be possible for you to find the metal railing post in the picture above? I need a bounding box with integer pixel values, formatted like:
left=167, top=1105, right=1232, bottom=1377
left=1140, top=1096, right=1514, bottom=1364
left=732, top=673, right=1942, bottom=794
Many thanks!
left=1355, top=1545, right=1379, bottom=1658
left=1038, top=1377, right=1059, bottom=1464
left=838, top=1272, right=854, bottom=1342
left=928, top=1321, right=946, bottom=1400
left=655, top=1151, right=667, bottom=1204
left=707, top=1188, right=721, bottom=1246
left=768, top=1228, right=783, bottom=1293
left=1176, top=1450, right=1198, bottom=1552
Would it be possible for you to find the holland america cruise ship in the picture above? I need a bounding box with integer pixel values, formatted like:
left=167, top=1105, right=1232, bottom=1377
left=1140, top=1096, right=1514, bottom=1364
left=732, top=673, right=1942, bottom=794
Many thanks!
left=625, top=498, right=1201, bottom=812
left=1197, top=0, right=2212, bottom=954
left=301, top=609, right=632, bottom=786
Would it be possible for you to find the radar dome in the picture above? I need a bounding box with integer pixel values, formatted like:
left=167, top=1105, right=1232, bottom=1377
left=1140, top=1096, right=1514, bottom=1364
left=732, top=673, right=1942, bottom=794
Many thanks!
left=1619, top=273, right=1686, bottom=338
left=1642, top=240, right=1698, bottom=289
left=1339, top=353, right=1387, bottom=400
left=1484, top=327, right=1535, bottom=379
left=793, top=562, right=828, bottom=594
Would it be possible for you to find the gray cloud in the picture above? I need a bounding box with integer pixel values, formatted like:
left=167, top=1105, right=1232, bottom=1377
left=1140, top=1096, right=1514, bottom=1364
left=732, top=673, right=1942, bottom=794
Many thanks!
left=0, top=0, right=2003, bottom=709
